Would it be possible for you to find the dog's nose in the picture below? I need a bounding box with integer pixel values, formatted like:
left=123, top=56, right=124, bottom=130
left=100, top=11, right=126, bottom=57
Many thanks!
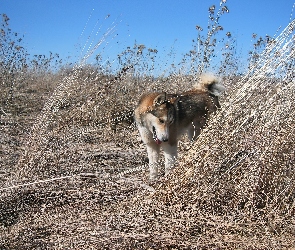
left=162, top=138, right=168, bottom=142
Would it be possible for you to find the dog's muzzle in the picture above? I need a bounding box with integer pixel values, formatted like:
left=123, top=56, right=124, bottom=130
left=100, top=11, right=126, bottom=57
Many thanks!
left=152, top=126, right=162, bottom=145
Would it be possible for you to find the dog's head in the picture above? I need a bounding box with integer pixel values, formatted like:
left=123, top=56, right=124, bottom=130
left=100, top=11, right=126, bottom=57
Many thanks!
left=146, top=93, right=176, bottom=144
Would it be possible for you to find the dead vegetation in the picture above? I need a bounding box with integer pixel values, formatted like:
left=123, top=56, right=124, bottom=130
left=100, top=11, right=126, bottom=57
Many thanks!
left=1, top=6, right=295, bottom=250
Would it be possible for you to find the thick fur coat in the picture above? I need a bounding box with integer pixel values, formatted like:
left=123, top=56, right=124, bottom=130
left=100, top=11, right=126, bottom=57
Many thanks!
left=134, top=74, right=225, bottom=180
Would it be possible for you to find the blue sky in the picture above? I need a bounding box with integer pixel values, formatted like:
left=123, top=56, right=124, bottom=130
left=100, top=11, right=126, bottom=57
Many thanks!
left=2, top=0, right=295, bottom=73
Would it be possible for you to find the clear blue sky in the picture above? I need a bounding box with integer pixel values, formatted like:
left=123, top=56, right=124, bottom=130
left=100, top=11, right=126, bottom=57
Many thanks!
left=2, top=0, right=295, bottom=73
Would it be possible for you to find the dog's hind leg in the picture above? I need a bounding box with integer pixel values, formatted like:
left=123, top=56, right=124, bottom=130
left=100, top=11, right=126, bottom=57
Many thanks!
left=162, top=143, right=178, bottom=176
left=146, top=143, right=160, bottom=180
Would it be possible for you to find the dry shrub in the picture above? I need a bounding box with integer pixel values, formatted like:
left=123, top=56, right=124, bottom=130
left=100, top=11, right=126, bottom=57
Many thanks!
left=8, top=66, right=196, bottom=184
left=117, top=20, right=295, bottom=248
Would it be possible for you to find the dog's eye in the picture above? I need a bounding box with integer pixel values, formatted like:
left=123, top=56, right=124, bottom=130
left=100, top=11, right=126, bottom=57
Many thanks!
left=159, top=119, right=165, bottom=124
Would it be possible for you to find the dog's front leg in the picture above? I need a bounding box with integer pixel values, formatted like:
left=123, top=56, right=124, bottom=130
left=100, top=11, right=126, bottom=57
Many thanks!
left=146, top=143, right=160, bottom=180
left=162, top=143, right=177, bottom=176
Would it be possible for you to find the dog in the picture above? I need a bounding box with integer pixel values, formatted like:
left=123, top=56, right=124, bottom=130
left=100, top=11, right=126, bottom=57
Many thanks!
left=134, top=74, right=225, bottom=180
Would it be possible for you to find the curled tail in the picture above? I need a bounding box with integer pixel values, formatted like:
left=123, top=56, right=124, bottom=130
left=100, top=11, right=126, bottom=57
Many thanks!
left=193, top=73, right=225, bottom=96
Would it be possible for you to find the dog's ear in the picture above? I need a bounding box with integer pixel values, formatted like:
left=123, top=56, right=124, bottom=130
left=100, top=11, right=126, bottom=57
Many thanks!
left=153, top=92, right=167, bottom=106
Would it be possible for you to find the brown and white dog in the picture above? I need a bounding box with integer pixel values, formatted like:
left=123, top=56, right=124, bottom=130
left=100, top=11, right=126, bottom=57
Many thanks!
left=134, top=74, right=225, bottom=180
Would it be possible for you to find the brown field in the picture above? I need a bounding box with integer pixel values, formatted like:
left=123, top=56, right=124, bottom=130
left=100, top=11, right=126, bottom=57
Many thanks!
left=0, top=64, right=294, bottom=249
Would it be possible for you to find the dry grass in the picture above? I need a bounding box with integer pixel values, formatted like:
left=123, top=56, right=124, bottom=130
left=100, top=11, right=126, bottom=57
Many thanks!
left=1, top=10, right=295, bottom=250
